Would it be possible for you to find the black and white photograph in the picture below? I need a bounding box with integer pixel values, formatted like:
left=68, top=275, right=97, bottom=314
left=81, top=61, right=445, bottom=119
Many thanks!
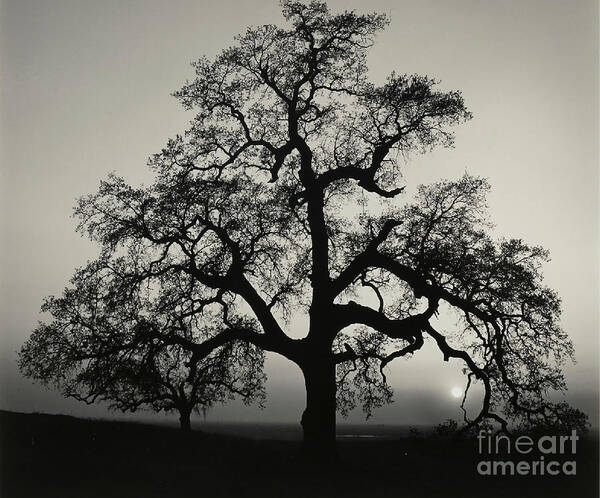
left=1, top=1, right=598, bottom=496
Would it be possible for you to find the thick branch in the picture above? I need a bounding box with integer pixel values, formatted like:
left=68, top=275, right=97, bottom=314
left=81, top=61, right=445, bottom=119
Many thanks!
left=331, top=220, right=401, bottom=297
left=333, top=301, right=432, bottom=342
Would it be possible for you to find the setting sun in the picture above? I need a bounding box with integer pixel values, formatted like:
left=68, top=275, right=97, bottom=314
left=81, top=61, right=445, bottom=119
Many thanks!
left=451, top=387, right=463, bottom=399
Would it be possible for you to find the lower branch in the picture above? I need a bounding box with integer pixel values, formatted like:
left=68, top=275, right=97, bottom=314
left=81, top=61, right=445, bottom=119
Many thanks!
left=423, top=322, right=508, bottom=433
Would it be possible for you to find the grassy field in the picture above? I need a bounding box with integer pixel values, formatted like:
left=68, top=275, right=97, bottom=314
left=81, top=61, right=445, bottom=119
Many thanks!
left=1, top=410, right=598, bottom=498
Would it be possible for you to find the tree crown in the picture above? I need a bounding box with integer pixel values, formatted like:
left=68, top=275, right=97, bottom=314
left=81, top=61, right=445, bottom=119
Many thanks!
left=21, top=0, right=587, bottom=433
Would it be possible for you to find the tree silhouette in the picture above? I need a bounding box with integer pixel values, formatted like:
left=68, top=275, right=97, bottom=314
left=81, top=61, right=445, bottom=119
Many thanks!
left=22, top=0, right=586, bottom=459
left=19, top=261, right=266, bottom=431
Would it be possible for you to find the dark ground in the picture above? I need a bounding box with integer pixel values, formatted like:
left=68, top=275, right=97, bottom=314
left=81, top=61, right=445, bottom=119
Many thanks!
left=1, top=410, right=598, bottom=498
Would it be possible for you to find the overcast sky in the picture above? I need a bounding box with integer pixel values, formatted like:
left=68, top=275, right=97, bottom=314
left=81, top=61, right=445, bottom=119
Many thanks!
left=1, top=0, right=598, bottom=427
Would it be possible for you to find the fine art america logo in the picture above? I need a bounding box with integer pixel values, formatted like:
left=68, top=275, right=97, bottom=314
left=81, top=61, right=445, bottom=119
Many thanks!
left=476, top=430, right=578, bottom=476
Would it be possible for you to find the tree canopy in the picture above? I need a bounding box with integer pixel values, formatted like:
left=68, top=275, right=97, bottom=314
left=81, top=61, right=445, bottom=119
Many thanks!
left=20, top=259, right=265, bottom=431
left=20, top=0, right=586, bottom=458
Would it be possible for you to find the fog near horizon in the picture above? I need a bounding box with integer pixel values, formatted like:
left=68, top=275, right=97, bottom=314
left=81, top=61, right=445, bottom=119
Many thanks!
left=1, top=0, right=598, bottom=428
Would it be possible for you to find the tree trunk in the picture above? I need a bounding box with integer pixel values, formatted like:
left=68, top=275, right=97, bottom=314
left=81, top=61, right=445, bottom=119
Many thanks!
left=300, top=357, right=338, bottom=462
left=178, top=407, right=192, bottom=432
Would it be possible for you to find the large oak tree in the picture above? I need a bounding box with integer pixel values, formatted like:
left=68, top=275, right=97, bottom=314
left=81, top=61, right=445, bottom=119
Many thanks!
left=21, top=1, right=586, bottom=460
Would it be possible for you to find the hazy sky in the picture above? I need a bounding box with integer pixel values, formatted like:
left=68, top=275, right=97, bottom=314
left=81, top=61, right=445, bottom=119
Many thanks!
left=1, top=0, right=598, bottom=427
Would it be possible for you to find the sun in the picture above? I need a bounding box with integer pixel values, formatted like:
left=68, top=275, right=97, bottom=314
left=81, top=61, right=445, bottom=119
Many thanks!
left=451, top=387, right=463, bottom=398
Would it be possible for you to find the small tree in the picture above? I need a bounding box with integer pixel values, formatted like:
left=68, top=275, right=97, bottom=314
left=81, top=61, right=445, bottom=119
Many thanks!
left=22, top=1, right=586, bottom=460
left=19, top=260, right=265, bottom=431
